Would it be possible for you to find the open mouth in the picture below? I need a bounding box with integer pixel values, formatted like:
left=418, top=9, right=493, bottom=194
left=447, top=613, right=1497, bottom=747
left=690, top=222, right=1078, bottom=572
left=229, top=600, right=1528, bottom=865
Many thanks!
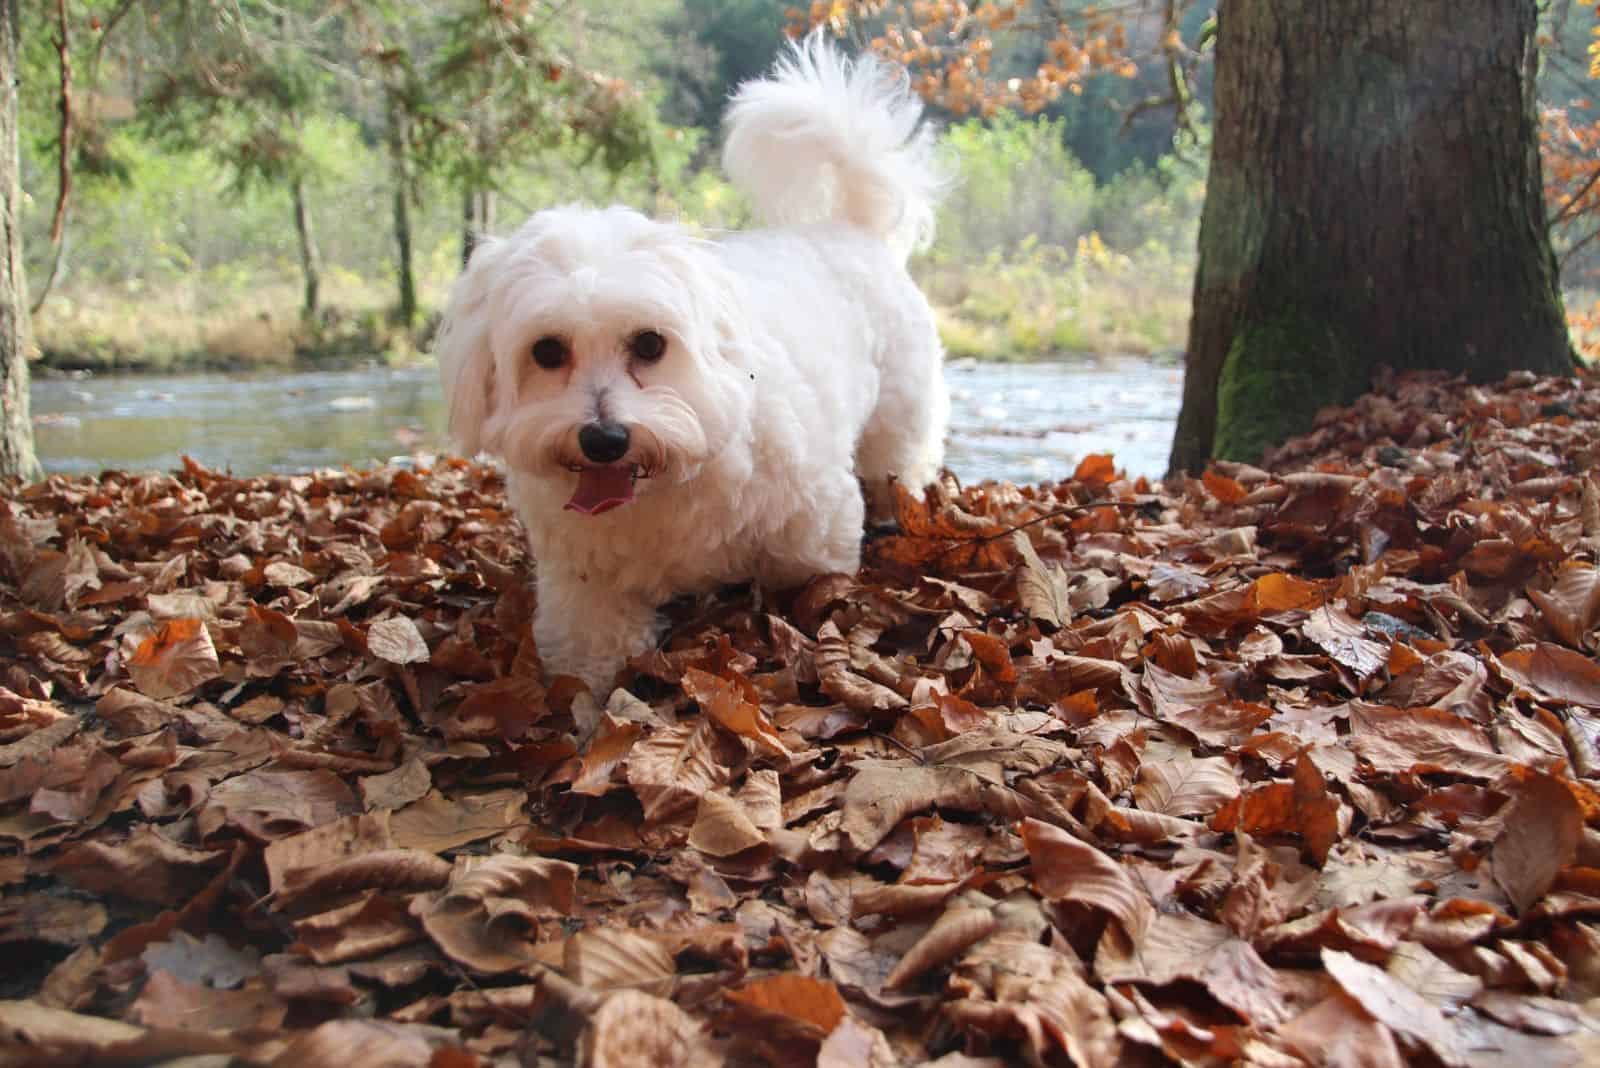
left=563, top=463, right=647, bottom=515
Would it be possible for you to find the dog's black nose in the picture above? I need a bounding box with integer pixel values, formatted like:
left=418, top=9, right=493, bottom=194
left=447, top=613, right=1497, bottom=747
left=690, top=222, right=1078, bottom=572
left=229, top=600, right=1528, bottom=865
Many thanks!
left=577, top=421, right=631, bottom=464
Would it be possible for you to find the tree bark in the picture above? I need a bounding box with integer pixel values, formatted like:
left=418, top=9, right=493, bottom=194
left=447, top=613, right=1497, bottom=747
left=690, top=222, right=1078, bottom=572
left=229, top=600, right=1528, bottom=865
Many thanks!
left=386, top=91, right=417, bottom=329
left=1, top=0, right=42, bottom=481
left=1168, top=0, right=1576, bottom=475
left=290, top=175, right=322, bottom=320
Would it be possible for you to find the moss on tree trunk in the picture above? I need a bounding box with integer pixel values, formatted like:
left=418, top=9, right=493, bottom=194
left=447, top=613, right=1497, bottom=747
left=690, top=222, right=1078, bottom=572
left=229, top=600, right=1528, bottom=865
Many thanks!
left=1170, top=0, right=1576, bottom=473
left=1213, top=314, right=1363, bottom=463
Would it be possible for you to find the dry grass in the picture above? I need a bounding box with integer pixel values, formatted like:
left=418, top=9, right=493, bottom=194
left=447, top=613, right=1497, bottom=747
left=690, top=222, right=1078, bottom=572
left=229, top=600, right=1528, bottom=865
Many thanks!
left=31, top=270, right=450, bottom=371
left=917, top=237, right=1193, bottom=361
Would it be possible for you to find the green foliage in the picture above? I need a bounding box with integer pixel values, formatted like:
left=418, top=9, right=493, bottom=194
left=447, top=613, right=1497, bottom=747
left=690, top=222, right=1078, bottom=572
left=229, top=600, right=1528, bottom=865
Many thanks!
left=912, top=113, right=1203, bottom=360
left=934, top=112, right=1096, bottom=259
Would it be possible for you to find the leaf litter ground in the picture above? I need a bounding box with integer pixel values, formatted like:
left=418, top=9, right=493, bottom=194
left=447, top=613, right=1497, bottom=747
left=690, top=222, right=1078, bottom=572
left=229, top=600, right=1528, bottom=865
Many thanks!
left=3, top=368, right=1600, bottom=1066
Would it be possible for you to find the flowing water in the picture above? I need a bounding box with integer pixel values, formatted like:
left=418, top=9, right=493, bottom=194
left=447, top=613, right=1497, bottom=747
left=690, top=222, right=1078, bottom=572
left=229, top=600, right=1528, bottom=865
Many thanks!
left=30, top=357, right=1184, bottom=486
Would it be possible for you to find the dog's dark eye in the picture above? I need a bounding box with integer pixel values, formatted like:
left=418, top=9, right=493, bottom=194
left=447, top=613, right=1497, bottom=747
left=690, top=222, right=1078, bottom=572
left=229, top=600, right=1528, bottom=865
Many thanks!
left=531, top=336, right=568, bottom=369
left=629, top=330, right=667, bottom=363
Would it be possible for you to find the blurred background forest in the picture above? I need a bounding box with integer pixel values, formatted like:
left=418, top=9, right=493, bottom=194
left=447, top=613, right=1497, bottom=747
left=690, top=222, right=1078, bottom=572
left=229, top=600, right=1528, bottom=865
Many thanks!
left=17, top=0, right=1600, bottom=368
left=11, top=0, right=1600, bottom=478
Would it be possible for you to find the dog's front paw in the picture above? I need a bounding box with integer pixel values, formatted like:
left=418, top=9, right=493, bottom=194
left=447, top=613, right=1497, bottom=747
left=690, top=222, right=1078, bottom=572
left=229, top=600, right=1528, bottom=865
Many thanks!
left=534, top=579, right=662, bottom=697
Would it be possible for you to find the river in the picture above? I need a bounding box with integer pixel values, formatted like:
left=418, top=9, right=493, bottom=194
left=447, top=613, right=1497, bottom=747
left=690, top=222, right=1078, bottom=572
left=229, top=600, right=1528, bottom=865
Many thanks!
left=30, top=358, right=1183, bottom=486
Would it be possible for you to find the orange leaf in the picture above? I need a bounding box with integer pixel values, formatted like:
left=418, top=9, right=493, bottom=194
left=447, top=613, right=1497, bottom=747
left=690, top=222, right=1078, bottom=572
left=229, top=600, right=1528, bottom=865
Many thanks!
left=127, top=618, right=220, bottom=700
left=682, top=668, right=789, bottom=756
left=1203, top=468, right=1248, bottom=503
left=724, top=974, right=846, bottom=1035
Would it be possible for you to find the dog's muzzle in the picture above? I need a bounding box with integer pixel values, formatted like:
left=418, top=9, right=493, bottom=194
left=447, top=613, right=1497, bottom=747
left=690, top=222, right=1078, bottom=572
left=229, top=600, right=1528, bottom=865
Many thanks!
left=578, top=420, right=630, bottom=464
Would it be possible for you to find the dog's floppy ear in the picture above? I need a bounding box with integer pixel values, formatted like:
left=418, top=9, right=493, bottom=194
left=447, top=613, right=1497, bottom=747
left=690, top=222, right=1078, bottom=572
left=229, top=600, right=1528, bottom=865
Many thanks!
left=435, top=236, right=507, bottom=457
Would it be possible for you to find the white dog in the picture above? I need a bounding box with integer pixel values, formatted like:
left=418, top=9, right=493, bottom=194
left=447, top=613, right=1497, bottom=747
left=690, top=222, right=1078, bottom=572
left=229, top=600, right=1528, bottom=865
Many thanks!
left=435, top=37, right=949, bottom=693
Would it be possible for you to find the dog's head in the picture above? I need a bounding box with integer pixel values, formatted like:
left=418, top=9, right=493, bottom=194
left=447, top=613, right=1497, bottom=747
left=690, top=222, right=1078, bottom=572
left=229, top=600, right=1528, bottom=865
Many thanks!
left=436, top=205, right=750, bottom=514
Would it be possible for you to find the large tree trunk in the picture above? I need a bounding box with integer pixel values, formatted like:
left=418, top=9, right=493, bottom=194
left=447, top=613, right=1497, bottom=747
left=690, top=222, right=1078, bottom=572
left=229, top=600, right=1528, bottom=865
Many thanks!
left=1168, top=0, right=1575, bottom=475
left=1, top=0, right=42, bottom=482
left=290, top=176, right=322, bottom=321
left=386, top=91, right=418, bottom=330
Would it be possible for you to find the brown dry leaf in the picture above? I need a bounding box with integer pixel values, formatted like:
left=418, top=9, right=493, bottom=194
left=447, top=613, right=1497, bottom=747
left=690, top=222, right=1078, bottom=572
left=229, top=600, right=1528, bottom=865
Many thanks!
left=1211, top=755, right=1346, bottom=865
left=689, top=789, right=767, bottom=857
left=1385, top=942, right=1483, bottom=1007
left=816, top=1016, right=899, bottom=1068
left=359, top=758, right=432, bottom=811
left=1348, top=702, right=1510, bottom=780
left=1495, top=642, right=1600, bottom=707
left=1203, top=467, right=1249, bottom=504
left=626, top=719, right=740, bottom=824
left=412, top=854, right=578, bottom=974
left=52, top=826, right=228, bottom=903
left=683, top=667, right=789, bottom=756
left=874, top=481, right=1012, bottom=573
left=239, top=604, right=299, bottom=676
left=292, top=893, right=422, bottom=965
left=1020, top=817, right=1152, bottom=939
left=196, top=767, right=357, bottom=842
left=580, top=989, right=723, bottom=1068
left=947, top=931, right=1121, bottom=1068
left=570, top=713, right=644, bottom=796
left=883, top=897, right=997, bottom=990
left=127, top=618, right=221, bottom=700
left=1278, top=992, right=1408, bottom=1068
left=724, top=973, right=847, bottom=1036
left=1132, top=753, right=1240, bottom=817
left=564, top=927, right=677, bottom=993
left=441, top=675, right=547, bottom=740
left=262, top=811, right=395, bottom=897
left=1321, top=948, right=1466, bottom=1065
left=838, top=762, right=1002, bottom=855
left=271, top=1018, right=466, bottom=1068
left=0, top=999, right=244, bottom=1064
left=131, top=969, right=287, bottom=1032
left=1302, top=605, right=1388, bottom=679
left=1096, top=909, right=1292, bottom=1027
left=1493, top=770, right=1583, bottom=915
left=387, top=788, right=528, bottom=853
left=1528, top=564, right=1600, bottom=649
left=366, top=616, right=430, bottom=665
left=1012, top=531, right=1072, bottom=628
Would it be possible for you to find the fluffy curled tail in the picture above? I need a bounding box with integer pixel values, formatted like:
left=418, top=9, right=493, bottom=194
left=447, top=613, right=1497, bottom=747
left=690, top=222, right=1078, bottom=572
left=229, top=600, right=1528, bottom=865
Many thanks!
left=721, top=34, right=945, bottom=263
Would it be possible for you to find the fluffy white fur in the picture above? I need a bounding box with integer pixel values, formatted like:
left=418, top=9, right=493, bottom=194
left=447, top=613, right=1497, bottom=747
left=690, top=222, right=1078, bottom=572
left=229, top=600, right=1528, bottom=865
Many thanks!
left=435, top=36, right=949, bottom=693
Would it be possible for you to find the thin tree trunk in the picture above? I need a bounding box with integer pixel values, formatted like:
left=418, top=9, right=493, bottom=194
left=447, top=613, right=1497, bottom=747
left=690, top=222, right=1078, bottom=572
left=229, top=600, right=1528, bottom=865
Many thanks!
left=461, top=187, right=495, bottom=266
left=290, top=176, right=322, bottom=320
left=1, top=0, right=41, bottom=481
left=387, top=91, right=417, bottom=330
left=1169, top=0, right=1575, bottom=474
left=29, top=0, right=72, bottom=315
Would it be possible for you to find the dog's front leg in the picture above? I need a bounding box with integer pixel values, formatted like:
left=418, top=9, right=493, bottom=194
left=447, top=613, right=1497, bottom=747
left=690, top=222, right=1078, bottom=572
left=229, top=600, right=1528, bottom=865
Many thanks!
left=532, top=567, right=661, bottom=696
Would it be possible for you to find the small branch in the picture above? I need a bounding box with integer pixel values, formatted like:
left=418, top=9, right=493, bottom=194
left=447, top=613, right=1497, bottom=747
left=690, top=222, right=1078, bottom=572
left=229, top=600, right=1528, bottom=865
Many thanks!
left=1558, top=220, right=1600, bottom=271
left=1551, top=162, right=1600, bottom=227
left=86, top=0, right=138, bottom=89
left=30, top=0, right=74, bottom=315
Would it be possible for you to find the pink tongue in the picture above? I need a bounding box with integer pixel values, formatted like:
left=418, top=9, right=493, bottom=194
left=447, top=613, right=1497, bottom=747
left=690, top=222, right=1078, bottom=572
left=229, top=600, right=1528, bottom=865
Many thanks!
left=566, top=466, right=635, bottom=515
